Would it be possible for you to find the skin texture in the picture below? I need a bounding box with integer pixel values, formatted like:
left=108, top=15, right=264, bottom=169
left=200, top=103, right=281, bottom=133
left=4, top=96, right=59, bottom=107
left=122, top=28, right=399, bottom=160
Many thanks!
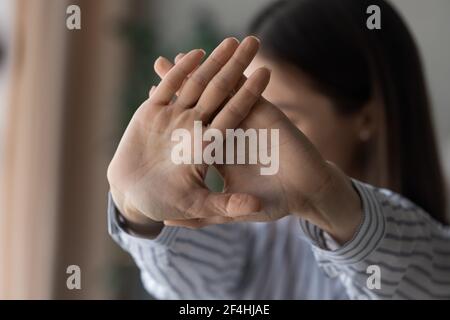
left=108, top=37, right=270, bottom=224
left=108, top=37, right=364, bottom=244
left=246, top=56, right=369, bottom=177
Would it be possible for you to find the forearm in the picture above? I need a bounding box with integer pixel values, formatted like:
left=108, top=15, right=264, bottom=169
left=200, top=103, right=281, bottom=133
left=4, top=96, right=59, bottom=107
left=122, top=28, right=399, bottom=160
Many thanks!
left=301, top=180, right=450, bottom=299
left=294, top=161, right=363, bottom=245
left=108, top=193, right=250, bottom=299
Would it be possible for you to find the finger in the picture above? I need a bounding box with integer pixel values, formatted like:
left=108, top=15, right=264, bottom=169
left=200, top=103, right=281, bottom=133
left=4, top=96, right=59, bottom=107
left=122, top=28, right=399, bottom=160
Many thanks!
left=175, top=53, right=185, bottom=64
left=193, top=36, right=260, bottom=122
left=179, top=188, right=261, bottom=219
left=211, top=67, right=271, bottom=133
left=153, top=54, right=187, bottom=79
left=154, top=59, right=249, bottom=119
left=154, top=58, right=247, bottom=90
left=164, top=219, right=204, bottom=229
left=224, top=212, right=270, bottom=221
left=164, top=212, right=270, bottom=228
left=154, top=55, right=194, bottom=97
left=163, top=216, right=234, bottom=229
left=155, top=56, right=245, bottom=87
left=235, top=74, right=247, bottom=91
left=176, top=37, right=240, bottom=109
left=154, top=56, right=173, bottom=78
left=154, top=56, right=173, bottom=79
left=148, top=85, right=156, bottom=97
left=150, top=49, right=205, bottom=105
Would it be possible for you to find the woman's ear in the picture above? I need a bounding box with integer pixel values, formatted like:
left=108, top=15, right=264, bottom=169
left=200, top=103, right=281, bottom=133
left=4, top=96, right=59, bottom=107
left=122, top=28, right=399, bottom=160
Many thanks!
left=355, top=98, right=380, bottom=142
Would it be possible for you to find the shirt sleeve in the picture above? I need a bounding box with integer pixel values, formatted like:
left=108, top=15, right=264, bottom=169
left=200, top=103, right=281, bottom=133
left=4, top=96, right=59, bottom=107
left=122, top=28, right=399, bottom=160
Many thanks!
left=107, top=193, right=252, bottom=299
left=299, top=179, right=450, bottom=299
left=108, top=192, right=347, bottom=299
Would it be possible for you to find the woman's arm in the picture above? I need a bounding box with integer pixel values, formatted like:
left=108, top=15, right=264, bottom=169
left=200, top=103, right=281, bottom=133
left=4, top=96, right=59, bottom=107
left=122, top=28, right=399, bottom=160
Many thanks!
left=301, top=179, right=450, bottom=299
left=108, top=193, right=254, bottom=299
left=106, top=36, right=274, bottom=299
left=110, top=37, right=449, bottom=299
left=109, top=193, right=349, bottom=300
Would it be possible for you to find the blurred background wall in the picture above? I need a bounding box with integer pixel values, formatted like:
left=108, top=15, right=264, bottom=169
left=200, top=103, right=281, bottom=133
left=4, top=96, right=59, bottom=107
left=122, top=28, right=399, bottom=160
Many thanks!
left=152, top=0, right=450, bottom=179
left=0, top=0, right=14, bottom=184
left=0, top=0, right=449, bottom=299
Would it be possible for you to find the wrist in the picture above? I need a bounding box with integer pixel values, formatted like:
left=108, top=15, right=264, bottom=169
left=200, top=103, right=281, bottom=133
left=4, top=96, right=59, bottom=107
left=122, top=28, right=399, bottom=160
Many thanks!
left=303, top=161, right=363, bottom=245
left=110, top=186, right=164, bottom=236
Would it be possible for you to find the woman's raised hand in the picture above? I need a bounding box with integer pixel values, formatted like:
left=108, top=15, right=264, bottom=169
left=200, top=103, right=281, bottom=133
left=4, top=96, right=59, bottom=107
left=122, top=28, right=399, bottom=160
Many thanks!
left=107, top=37, right=271, bottom=225
left=153, top=40, right=363, bottom=244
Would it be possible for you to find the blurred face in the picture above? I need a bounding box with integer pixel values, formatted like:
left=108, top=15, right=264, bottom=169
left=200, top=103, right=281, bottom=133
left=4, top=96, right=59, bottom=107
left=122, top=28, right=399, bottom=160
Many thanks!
left=246, top=55, right=367, bottom=178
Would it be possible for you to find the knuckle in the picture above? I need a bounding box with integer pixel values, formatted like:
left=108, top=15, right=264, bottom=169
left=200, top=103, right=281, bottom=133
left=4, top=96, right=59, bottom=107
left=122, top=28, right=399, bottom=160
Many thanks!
left=164, top=77, right=180, bottom=93
left=193, top=104, right=208, bottom=119
left=190, top=72, right=209, bottom=89
left=182, top=207, right=195, bottom=219
left=230, top=55, right=247, bottom=71
left=226, top=101, right=245, bottom=119
left=175, top=63, right=191, bottom=78
left=176, top=194, right=196, bottom=219
left=208, top=54, right=223, bottom=70
left=180, top=194, right=207, bottom=219
left=241, top=83, right=259, bottom=99
left=212, top=74, right=232, bottom=91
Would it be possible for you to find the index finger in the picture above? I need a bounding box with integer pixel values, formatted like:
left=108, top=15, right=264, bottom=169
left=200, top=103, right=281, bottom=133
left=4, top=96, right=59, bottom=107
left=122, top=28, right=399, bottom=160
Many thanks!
left=193, top=36, right=260, bottom=122
left=150, top=49, right=205, bottom=105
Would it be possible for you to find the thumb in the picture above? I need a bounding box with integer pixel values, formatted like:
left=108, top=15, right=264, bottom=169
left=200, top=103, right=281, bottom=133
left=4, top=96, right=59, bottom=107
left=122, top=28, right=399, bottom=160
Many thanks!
left=190, top=189, right=261, bottom=217
left=223, top=193, right=261, bottom=215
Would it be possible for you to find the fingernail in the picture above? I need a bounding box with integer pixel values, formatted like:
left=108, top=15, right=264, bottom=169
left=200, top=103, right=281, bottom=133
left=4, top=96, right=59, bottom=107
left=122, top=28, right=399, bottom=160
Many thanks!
left=154, top=56, right=166, bottom=68
left=222, top=37, right=240, bottom=49
left=174, top=53, right=185, bottom=63
left=186, top=48, right=204, bottom=58
left=241, top=35, right=260, bottom=50
left=263, top=66, right=272, bottom=73
left=191, top=49, right=205, bottom=59
left=250, top=35, right=261, bottom=44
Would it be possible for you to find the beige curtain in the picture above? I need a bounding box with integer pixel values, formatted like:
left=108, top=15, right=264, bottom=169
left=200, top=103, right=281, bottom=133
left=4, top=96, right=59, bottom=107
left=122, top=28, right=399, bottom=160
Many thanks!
left=0, top=0, right=129, bottom=299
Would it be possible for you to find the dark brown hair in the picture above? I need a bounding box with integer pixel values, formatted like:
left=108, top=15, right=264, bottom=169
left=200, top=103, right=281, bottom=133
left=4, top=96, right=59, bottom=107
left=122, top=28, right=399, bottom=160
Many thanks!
left=249, top=0, right=448, bottom=224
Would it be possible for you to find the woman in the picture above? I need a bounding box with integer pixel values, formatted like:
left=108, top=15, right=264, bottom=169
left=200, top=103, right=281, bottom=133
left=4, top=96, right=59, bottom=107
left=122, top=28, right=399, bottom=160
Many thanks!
left=107, top=0, right=450, bottom=299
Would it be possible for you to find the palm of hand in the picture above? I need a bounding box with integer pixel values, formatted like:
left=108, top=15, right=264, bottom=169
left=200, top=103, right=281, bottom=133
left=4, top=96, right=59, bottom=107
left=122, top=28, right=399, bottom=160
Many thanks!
left=216, top=98, right=331, bottom=221
left=108, top=101, right=210, bottom=222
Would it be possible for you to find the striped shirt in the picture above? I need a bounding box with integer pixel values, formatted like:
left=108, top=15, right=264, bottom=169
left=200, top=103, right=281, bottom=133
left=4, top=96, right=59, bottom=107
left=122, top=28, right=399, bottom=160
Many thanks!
left=108, top=179, right=450, bottom=299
